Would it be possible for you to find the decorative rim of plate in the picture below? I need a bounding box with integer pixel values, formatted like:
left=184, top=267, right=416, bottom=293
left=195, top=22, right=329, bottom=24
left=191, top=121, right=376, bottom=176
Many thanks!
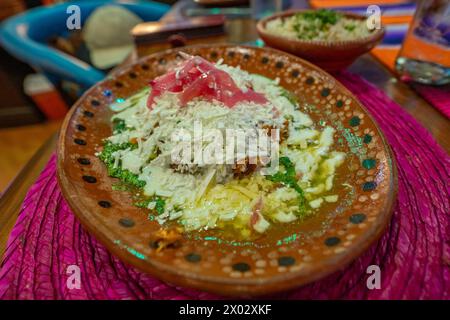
left=57, top=44, right=397, bottom=296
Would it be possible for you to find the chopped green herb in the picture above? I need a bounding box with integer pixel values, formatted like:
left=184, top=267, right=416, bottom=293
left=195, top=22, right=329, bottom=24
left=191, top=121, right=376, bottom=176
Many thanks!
left=154, top=197, right=166, bottom=215
left=134, top=196, right=166, bottom=215
left=113, top=118, right=126, bottom=133
left=98, top=141, right=145, bottom=188
left=112, top=118, right=135, bottom=133
left=344, top=24, right=356, bottom=31
left=111, top=183, right=130, bottom=191
left=292, top=9, right=342, bottom=40
left=266, top=156, right=306, bottom=212
left=280, top=88, right=298, bottom=106
left=148, top=146, right=160, bottom=162
left=300, top=9, right=340, bottom=25
left=134, top=199, right=151, bottom=208
left=108, top=166, right=146, bottom=188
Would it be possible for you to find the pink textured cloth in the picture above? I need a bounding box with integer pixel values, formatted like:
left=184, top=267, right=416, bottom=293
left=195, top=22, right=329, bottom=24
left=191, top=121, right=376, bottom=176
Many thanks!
left=0, top=73, right=449, bottom=300
left=412, top=84, right=450, bottom=120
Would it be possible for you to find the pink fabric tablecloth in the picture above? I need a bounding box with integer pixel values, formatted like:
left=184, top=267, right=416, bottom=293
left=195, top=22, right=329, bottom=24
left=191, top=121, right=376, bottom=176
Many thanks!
left=413, top=84, right=450, bottom=120
left=0, top=73, right=449, bottom=299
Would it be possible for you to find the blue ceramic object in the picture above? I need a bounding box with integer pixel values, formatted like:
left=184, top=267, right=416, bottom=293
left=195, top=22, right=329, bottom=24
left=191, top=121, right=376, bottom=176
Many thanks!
left=0, top=0, right=169, bottom=89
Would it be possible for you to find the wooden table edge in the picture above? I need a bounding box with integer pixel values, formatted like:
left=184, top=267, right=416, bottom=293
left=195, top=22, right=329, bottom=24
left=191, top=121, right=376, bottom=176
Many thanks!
left=0, top=132, right=58, bottom=259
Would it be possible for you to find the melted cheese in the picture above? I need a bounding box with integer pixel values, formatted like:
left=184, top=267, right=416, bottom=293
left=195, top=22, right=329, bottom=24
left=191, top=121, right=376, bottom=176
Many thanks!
left=103, top=61, right=347, bottom=234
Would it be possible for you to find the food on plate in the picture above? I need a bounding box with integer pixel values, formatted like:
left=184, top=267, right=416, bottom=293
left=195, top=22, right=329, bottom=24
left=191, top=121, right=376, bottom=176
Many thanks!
left=98, top=53, right=346, bottom=239
left=265, top=9, right=373, bottom=41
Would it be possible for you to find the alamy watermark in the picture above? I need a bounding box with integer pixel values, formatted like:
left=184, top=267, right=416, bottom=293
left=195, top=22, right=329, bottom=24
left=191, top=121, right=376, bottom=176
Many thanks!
left=170, top=121, right=280, bottom=175
left=64, top=5, right=382, bottom=31
left=66, top=5, right=81, bottom=30
left=66, top=265, right=81, bottom=290
left=366, top=5, right=382, bottom=31
left=366, top=264, right=381, bottom=290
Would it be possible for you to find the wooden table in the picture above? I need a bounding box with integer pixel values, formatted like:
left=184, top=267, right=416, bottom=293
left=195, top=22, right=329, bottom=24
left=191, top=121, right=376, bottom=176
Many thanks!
left=0, top=18, right=449, bottom=259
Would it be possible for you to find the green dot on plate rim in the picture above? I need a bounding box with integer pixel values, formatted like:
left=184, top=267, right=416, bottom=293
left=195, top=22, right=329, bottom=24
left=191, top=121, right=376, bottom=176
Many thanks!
left=362, top=158, right=376, bottom=169
left=363, top=181, right=377, bottom=191
left=363, top=134, right=372, bottom=144
left=349, top=213, right=366, bottom=224
left=350, top=116, right=361, bottom=126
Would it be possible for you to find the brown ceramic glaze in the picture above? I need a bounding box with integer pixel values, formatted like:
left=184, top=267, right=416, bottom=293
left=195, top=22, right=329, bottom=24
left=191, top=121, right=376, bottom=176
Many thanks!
left=57, top=44, right=397, bottom=296
left=257, top=10, right=386, bottom=71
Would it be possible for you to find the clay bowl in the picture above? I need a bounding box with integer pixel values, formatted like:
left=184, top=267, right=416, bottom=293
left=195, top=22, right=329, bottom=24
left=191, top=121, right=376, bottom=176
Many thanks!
left=57, top=44, right=396, bottom=296
left=257, top=10, right=385, bottom=72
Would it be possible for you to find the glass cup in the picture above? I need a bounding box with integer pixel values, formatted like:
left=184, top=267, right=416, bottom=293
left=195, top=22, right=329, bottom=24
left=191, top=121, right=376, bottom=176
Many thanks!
left=250, top=0, right=283, bottom=20
left=395, top=0, right=450, bottom=85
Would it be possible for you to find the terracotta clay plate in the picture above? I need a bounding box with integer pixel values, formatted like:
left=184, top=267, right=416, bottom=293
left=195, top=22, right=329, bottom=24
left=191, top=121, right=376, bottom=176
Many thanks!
left=256, top=10, right=385, bottom=71
left=57, top=44, right=397, bottom=296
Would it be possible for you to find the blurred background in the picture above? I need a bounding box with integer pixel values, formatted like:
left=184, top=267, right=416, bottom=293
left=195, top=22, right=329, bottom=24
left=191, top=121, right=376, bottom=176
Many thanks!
left=0, top=0, right=448, bottom=192
left=0, top=0, right=177, bottom=191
